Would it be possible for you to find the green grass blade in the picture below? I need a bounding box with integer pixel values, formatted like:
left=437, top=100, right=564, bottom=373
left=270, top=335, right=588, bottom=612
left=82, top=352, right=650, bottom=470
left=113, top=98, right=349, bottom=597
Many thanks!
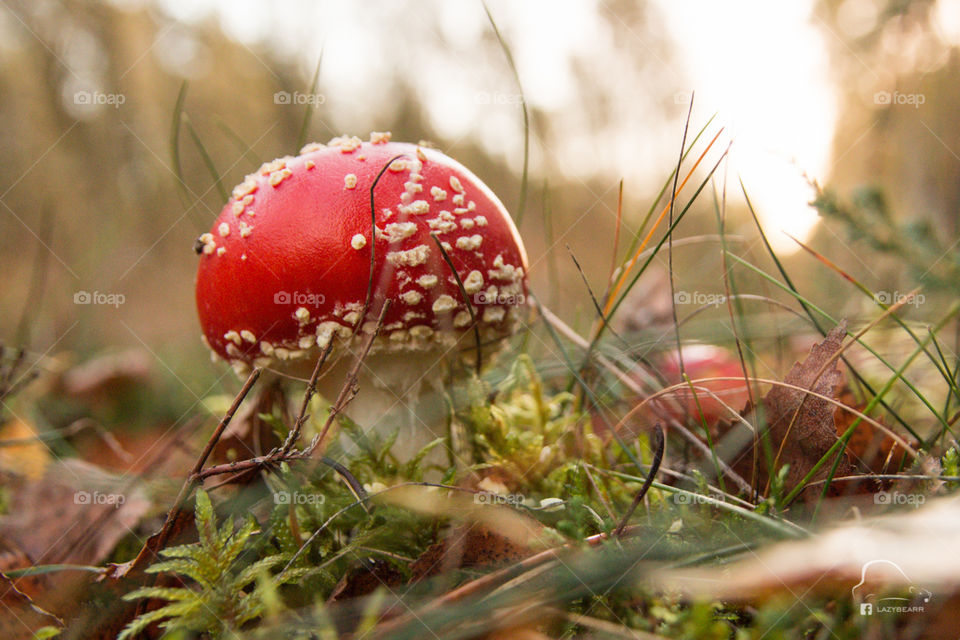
left=183, top=114, right=228, bottom=203
left=728, top=252, right=949, bottom=442
left=783, top=300, right=960, bottom=507
left=296, top=52, right=324, bottom=151
left=214, top=115, right=261, bottom=168
left=483, top=2, right=528, bottom=227
left=740, top=178, right=917, bottom=439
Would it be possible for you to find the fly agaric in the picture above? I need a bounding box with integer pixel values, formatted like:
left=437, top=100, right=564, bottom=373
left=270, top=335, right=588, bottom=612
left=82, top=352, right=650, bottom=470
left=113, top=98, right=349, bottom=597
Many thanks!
left=657, top=344, right=750, bottom=426
left=195, top=133, right=528, bottom=457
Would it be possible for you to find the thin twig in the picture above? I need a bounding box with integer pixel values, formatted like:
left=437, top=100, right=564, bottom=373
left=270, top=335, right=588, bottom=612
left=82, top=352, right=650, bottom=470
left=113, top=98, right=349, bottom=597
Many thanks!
left=199, top=305, right=392, bottom=485
left=566, top=243, right=626, bottom=348
left=613, top=424, right=664, bottom=537
left=280, top=341, right=335, bottom=455
left=430, top=232, right=482, bottom=372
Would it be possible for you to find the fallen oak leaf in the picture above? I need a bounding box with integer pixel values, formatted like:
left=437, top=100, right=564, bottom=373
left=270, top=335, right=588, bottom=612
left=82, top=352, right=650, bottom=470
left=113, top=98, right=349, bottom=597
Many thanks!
left=101, top=509, right=193, bottom=581
left=719, top=322, right=857, bottom=500
left=0, top=459, right=151, bottom=620
left=835, top=386, right=914, bottom=476
left=0, top=573, right=62, bottom=640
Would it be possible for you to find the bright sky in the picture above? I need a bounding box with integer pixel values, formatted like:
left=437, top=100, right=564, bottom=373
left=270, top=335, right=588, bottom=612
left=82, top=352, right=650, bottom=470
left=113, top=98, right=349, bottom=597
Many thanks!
left=655, top=0, right=836, bottom=252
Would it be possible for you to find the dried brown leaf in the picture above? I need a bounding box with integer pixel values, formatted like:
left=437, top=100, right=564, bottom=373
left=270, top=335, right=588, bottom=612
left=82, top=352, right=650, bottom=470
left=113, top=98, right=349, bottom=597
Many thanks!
left=0, top=573, right=62, bottom=639
left=725, top=322, right=857, bottom=499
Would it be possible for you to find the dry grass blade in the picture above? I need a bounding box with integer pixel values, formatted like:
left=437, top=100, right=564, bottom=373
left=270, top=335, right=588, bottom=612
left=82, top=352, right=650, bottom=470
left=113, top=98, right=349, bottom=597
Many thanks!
left=371, top=522, right=650, bottom=637
left=483, top=1, right=528, bottom=226
left=602, top=126, right=725, bottom=318
left=183, top=114, right=228, bottom=203
left=295, top=52, right=324, bottom=151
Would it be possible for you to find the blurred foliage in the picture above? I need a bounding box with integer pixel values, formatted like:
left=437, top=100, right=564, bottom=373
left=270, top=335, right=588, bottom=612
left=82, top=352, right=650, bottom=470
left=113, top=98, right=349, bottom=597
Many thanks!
left=813, top=185, right=960, bottom=295
left=814, top=0, right=960, bottom=302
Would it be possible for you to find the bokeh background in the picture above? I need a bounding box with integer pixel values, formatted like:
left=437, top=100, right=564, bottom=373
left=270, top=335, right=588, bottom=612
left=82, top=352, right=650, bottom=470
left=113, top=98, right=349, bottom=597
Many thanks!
left=2, top=0, right=959, bottom=433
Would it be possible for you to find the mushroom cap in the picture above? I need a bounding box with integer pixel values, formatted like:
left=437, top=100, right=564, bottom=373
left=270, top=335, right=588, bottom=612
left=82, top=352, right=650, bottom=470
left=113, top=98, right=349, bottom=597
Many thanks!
left=657, top=344, right=749, bottom=425
left=195, top=133, right=529, bottom=373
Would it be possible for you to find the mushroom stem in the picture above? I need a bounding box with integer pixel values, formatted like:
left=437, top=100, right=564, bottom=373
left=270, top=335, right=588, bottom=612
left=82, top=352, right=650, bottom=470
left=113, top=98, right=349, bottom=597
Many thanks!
left=312, top=348, right=461, bottom=466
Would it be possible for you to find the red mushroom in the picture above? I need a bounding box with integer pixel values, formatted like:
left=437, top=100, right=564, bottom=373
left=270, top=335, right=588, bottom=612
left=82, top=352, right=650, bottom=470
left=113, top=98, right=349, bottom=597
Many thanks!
left=657, top=344, right=750, bottom=426
left=195, top=132, right=529, bottom=459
